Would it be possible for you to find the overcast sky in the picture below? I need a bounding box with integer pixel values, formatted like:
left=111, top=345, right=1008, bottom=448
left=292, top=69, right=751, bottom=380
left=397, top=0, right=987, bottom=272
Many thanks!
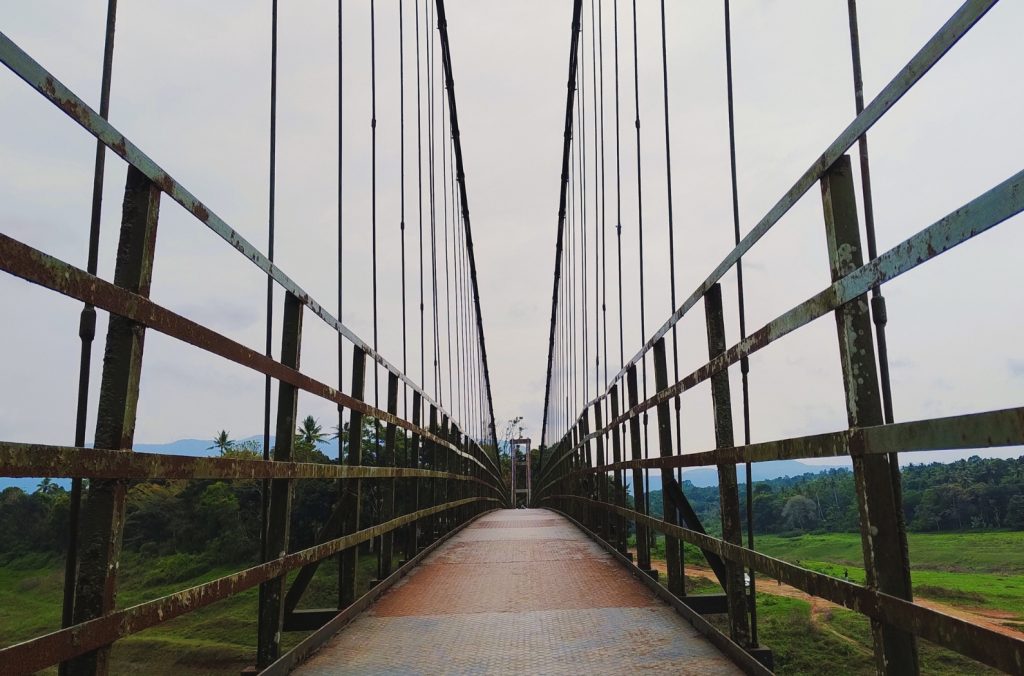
left=1, top=1, right=1021, bottom=469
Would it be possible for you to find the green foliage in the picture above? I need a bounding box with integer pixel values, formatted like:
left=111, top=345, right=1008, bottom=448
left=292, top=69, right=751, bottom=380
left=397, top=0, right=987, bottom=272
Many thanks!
left=645, top=455, right=1024, bottom=536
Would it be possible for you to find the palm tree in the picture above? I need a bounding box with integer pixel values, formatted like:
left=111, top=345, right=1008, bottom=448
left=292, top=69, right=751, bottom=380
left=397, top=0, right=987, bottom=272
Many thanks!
left=296, top=415, right=327, bottom=447
left=37, top=477, right=60, bottom=495
left=209, top=430, right=234, bottom=453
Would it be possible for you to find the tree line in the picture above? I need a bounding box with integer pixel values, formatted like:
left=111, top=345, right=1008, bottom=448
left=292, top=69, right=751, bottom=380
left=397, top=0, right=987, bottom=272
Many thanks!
left=0, top=415, right=428, bottom=565
left=642, top=455, right=1024, bottom=536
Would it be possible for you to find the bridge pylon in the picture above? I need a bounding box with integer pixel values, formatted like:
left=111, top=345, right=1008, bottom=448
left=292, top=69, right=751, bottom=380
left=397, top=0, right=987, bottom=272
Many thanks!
left=510, top=437, right=532, bottom=507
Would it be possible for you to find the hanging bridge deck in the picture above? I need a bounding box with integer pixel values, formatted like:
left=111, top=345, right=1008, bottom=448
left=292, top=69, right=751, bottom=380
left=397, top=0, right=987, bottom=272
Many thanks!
left=295, top=509, right=739, bottom=675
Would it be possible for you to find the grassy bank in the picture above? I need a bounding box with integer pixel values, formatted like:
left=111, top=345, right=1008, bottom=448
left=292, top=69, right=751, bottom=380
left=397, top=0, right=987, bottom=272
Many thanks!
left=643, top=530, right=1023, bottom=674
left=0, top=549, right=392, bottom=674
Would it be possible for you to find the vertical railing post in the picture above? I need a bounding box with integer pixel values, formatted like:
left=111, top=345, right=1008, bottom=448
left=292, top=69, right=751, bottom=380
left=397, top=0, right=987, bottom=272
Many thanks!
left=427, top=406, right=439, bottom=541
left=821, top=155, right=917, bottom=675
left=593, top=400, right=608, bottom=540
left=377, top=372, right=399, bottom=580
left=66, top=166, right=160, bottom=676
left=573, top=425, right=582, bottom=523
left=627, top=364, right=652, bottom=575
left=704, top=283, right=751, bottom=646
left=652, top=338, right=683, bottom=596
left=339, top=347, right=366, bottom=607
left=460, top=432, right=469, bottom=522
left=440, top=414, right=451, bottom=533
left=408, top=391, right=422, bottom=559
left=256, top=291, right=304, bottom=666
left=451, top=424, right=460, bottom=523
left=610, top=384, right=628, bottom=555
left=568, top=430, right=577, bottom=519
left=580, top=410, right=592, bottom=530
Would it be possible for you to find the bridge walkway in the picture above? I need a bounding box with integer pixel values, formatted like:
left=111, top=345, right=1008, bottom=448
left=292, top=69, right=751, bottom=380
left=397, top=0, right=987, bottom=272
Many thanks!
left=294, top=509, right=740, bottom=675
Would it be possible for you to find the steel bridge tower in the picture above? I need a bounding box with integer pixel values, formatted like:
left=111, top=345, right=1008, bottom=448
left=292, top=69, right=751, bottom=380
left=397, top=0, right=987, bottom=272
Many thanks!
left=510, top=437, right=532, bottom=507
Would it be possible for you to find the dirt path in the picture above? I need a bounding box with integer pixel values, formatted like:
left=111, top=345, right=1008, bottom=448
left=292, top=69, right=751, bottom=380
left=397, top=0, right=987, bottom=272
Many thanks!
left=635, top=554, right=1023, bottom=640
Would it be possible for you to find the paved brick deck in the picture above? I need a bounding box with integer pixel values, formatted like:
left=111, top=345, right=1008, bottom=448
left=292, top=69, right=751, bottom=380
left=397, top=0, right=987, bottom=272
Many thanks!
left=295, top=509, right=740, bottom=675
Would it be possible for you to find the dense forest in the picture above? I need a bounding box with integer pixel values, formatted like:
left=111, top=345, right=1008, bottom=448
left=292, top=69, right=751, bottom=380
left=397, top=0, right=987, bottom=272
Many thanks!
left=0, top=415, right=426, bottom=567
left=642, top=455, right=1024, bottom=536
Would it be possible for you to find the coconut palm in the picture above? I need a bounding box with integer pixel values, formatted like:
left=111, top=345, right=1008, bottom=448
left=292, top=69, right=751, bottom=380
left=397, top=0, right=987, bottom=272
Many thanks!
left=296, top=415, right=327, bottom=447
left=209, top=430, right=234, bottom=453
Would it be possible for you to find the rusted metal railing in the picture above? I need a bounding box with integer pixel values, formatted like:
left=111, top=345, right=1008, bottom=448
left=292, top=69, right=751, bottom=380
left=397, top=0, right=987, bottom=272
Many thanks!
left=537, top=1, right=1023, bottom=674
left=0, top=1, right=504, bottom=673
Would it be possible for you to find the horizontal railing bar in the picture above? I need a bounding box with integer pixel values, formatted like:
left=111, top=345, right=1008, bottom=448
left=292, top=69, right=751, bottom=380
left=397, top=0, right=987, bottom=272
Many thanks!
left=0, top=442, right=496, bottom=486
left=544, top=0, right=996, bottom=444
left=0, top=31, right=476, bottom=439
left=536, top=407, right=1024, bottom=494
left=0, top=233, right=502, bottom=487
left=540, top=167, right=1024, bottom=479
left=552, top=496, right=1024, bottom=675
left=0, top=496, right=498, bottom=673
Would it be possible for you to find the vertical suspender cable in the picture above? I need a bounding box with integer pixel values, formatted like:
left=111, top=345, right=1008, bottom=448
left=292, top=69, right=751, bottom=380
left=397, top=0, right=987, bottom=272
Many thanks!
left=442, top=86, right=453, bottom=407
left=658, top=0, right=685, bottom=548
left=598, top=0, right=609, bottom=393
left=257, top=0, right=279, bottom=647
left=631, top=0, right=651, bottom=523
left=428, top=0, right=441, bottom=403
left=261, top=0, right=278, bottom=547
left=62, top=0, right=119, bottom=644
left=371, top=0, right=379, bottom=420
left=400, top=0, right=408, bottom=412
left=416, top=0, right=426, bottom=390
left=569, top=99, right=577, bottom=425
left=337, top=2, right=345, bottom=454
left=613, top=0, right=627, bottom=479
left=580, top=12, right=589, bottom=407
left=614, top=0, right=624, bottom=374
left=590, top=0, right=600, bottom=399
left=846, top=0, right=913, bottom=590
left=724, top=0, right=756, bottom=644
left=451, top=137, right=461, bottom=426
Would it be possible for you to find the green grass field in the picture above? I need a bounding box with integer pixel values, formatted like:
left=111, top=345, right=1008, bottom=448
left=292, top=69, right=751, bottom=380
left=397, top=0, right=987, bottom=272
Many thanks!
left=755, top=530, right=1024, bottom=574
left=644, top=530, right=1024, bottom=675
left=754, top=531, right=1024, bottom=617
left=0, top=549, right=394, bottom=674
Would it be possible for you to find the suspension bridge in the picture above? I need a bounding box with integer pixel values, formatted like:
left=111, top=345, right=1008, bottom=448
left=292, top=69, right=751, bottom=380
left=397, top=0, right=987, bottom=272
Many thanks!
left=0, top=0, right=1022, bottom=674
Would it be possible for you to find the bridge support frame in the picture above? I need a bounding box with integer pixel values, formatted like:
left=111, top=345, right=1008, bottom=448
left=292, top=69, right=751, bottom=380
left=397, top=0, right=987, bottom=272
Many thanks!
left=609, top=384, right=628, bottom=554
left=377, top=372, right=400, bottom=580
left=626, top=364, right=652, bottom=573
left=256, top=290, right=304, bottom=666
left=425, top=406, right=438, bottom=540
left=339, top=347, right=366, bottom=607
left=593, top=402, right=608, bottom=540
left=652, top=338, right=683, bottom=596
left=407, top=391, right=422, bottom=558
left=821, top=156, right=918, bottom=675
left=65, top=166, right=161, bottom=676
left=704, top=283, right=751, bottom=647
